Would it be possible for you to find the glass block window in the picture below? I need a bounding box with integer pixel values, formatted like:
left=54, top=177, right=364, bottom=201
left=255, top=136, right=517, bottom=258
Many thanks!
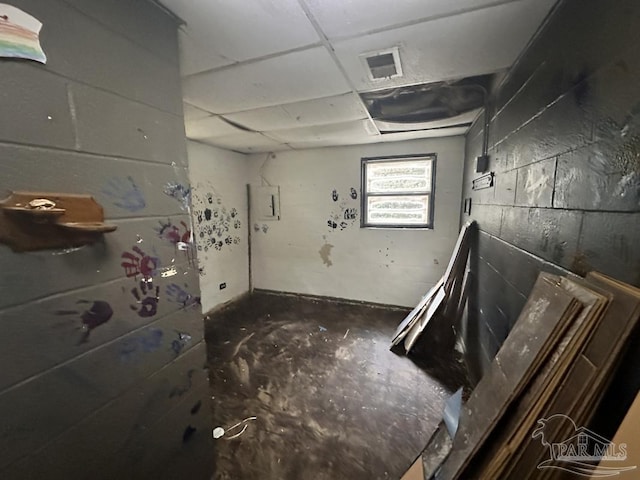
left=361, top=154, right=436, bottom=228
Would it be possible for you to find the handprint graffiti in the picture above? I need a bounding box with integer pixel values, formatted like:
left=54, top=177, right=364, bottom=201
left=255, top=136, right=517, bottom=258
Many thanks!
left=156, top=219, right=191, bottom=246
left=171, top=331, right=193, bottom=356
left=192, top=189, right=242, bottom=253
left=119, top=328, right=164, bottom=363
left=327, top=187, right=359, bottom=231
left=121, top=246, right=159, bottom=280
left=55, top=300, right=113, bottom=344
left=102, top=176, right=146, bottom=212
left=163, top=183, right=191, bottom=210
left=166, top=283, right=200, bottom=310
left=129, top=278, right=160, bottom=318
left=169, top=369, right=196, bottom=398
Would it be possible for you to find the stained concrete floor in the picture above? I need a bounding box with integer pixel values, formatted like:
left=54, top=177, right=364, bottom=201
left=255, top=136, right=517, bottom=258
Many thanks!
left=205, top=291, right=468, bottom=480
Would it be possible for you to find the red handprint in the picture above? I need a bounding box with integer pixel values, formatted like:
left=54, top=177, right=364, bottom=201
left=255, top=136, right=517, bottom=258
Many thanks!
left=157, top=220, right=191, bottom=246
left=121, top=246, right=158, bottom=279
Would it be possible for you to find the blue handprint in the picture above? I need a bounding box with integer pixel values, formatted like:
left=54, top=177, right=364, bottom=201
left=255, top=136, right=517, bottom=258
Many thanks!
left=164, top=183, right=191, bottom=209
left=166, top=283, right=200, bottom=309
left=171, top=331, right=193, bottom=356
left=102, top=176, right=146, bottom=212
left=119, top=328, right=163, bottom=363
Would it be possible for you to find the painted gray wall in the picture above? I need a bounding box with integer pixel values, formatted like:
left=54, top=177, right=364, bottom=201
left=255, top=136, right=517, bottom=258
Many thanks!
left=0, top=1, right=212, bottom=478
left=462, top=0, right=640, bottom=433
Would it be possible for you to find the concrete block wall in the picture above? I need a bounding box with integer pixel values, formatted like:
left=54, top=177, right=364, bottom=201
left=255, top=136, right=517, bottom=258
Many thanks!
left=462, top=0, right=640, bottom=431
left=0, top=1, right=211, bottom=478
left=247, top=137, right=464, bottom=308
left=188, top=140, right=250, bottom=313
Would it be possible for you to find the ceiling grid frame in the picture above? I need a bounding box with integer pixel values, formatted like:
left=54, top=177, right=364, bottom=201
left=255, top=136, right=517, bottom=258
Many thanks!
left=160, top=0, right=558, bottom=153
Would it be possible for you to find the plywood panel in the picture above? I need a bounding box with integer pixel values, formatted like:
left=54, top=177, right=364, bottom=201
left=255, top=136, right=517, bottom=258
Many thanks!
left=437, top=273, right=583, bottom=479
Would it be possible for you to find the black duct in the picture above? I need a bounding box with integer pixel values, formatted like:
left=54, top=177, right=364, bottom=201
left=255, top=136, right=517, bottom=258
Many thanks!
left=361, top=74, right=493, bottom=124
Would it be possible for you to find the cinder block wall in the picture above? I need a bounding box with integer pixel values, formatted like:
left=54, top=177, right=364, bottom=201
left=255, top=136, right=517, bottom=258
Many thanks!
left=462, top=0, right=640, bottom=433
left=0, top=1, right=212, bottom=478
left=247, top=137, right=464, bottom=308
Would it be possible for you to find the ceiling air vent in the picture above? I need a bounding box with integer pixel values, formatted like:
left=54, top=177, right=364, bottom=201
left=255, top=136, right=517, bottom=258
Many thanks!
left=361, top=47, right=402, bottom=81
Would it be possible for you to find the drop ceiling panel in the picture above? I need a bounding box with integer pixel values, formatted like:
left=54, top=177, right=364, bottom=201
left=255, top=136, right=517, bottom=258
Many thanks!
left=161, top=0, right=321, bottom=76
left=199, top=131, right=292, bottom=153
left=303, top=0, right=517, bottom=39
left=223, top=93, right=369, bottom=131
left=377, top=127, right=469, bottom=142
left=183, top=47, right=352, bottom=114
left=177, top=32, right=235, bottom=77
left=185, top=115, right=246, bottom=140
left=287, top=126, right=467, bottom=149
left=266, top=119, right=378, bottom=143
left=374, top=108, right=481, bottom=132
left=183, top=103, right=213, bottom=122
left=334, top=0, right=557, bottom=91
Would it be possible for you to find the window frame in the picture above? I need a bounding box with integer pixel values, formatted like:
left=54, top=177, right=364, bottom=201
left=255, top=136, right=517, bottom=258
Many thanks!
left=360, top=153, right=437, bottom=229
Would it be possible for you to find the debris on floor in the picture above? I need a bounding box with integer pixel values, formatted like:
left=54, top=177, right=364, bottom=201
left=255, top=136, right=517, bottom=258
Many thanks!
left=207, top=292, right=467, bottom=480
left=391, top=221, right=474, bottom=352
left=212, top=416, right=257, bottom=440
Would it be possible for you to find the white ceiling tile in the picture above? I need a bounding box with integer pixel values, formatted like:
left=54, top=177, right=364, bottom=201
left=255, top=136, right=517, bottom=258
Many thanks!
left=185, top=115, right=247, bottom=140
left=288, top=126, right=468, bottom=149
left=178, top=31, right=235, bottom=77
left=223, top=93, right=369, bottom=131
left=304, top=0, right=517, bottom=39
left=183, top=47, right=352, bottom=114
left=266, top=119, right=378, bottom=143
left=373, top=127, right=470, bottom=142
left=374, top=108, right=481, bottom=132
left=161, top=0, right=321, bottom=76
left=183, top=103, right=214, bottom=122
left=334, top=0, right=557, bottom=91
left=222, top=106, right=294, bottom=132
left=198, top=131, right=291, bottom=153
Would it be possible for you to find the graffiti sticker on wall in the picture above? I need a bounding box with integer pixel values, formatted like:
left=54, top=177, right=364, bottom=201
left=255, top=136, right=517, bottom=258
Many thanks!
left=0, top=4, right=46, bottom=63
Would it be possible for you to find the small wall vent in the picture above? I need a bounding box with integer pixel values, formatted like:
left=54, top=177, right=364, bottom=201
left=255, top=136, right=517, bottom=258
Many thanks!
left=360, top=47, right=402, bottom=81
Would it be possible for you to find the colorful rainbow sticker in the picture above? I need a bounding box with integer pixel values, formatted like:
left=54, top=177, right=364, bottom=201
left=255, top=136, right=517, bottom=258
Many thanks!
left=0, top=4, right=46, bottom=64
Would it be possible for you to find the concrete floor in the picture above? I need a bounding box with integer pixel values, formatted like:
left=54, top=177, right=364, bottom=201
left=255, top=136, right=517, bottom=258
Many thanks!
left=205, top=291, right=468, bottom=480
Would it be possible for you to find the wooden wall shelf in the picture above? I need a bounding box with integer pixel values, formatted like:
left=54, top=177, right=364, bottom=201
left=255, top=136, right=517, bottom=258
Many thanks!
left=0, top=191, right=117, bottom=252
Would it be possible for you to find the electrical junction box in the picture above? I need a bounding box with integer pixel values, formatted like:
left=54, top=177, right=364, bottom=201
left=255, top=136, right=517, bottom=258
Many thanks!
left=250, top=185, right=280, bottom=221
left=476, top=155, right=490, bottom=173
